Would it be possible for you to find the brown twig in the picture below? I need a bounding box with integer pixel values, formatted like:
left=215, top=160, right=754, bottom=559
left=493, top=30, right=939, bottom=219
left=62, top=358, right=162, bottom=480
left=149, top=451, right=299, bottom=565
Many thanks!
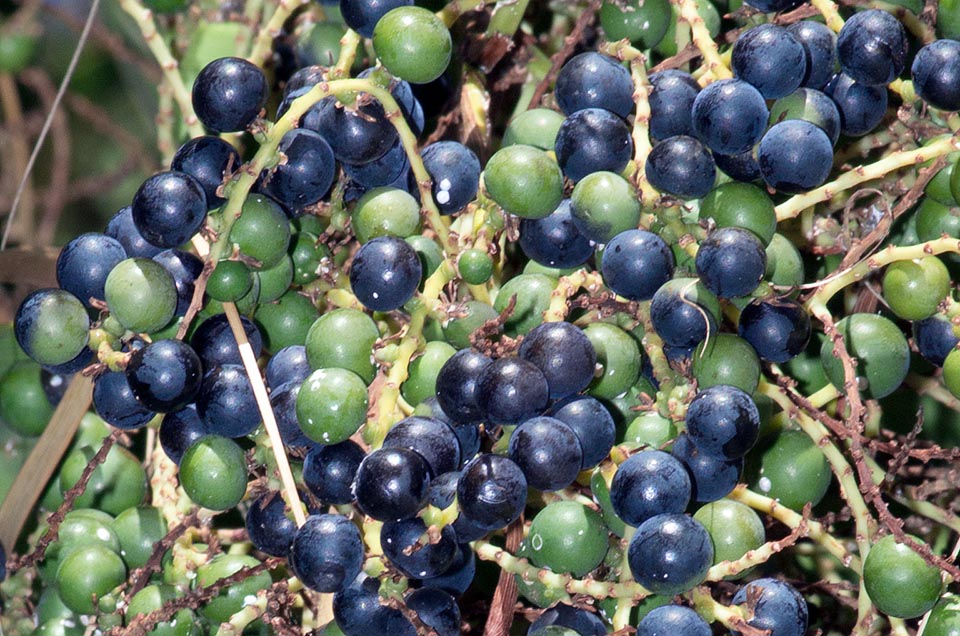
left=11, top=430, right=120, bottom=571
left=483, top=519, right=524, bottom=636
left=123, top=510, right=202, bottom=600
left=527, top=0, right=602, bottom=110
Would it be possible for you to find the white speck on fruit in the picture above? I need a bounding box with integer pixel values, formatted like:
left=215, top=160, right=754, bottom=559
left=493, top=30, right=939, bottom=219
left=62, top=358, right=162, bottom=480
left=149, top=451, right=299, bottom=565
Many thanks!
left=243, top=594, right=258, bottom=607
left=373, top=292, right=380, bottom=299
left=437, top=190, right=451, bottom=204
left=96, top=528, right=112, bottom=541
left=531, top=533, right=543, bottom=550
left=758, top=476, right=772, bottom=493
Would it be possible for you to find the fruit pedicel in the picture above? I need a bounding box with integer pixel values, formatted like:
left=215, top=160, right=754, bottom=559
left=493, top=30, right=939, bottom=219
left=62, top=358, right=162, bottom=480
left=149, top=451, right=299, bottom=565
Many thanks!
left=2, top=0, right=960, bottom=635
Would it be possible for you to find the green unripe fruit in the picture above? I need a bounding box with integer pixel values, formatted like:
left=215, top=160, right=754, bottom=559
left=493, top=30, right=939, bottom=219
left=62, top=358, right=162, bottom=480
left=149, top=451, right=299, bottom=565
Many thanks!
left=443, top=300, right=498, bottom=349
left=256, top=255, right=295, bottom=304
left=700, top=182, right=776, bottom=246
left=494, top=274, right=556, bottom=337
left=401, top=340, right=456, bottom=406
left=943, top=349, right=960, bottom=398
left=105, top=258, right=177, bottom=333
left=113, top=505, right=167, bottom=570
left=352, top=187, right=421, bottom=244
left=127, top=585, right=197, bottom=636
left=623, top=412, right=677, bottom=450
left=306, top=308, right=379, bottom=384
left=458, top=249, right=494, bottom=285
left=484, top=145, right=564, bottom=219
left=179, top=436, right=248, bottom=511
left=502, top=108, right=565, bottom=150
left=206, top=260, right=252, bottom=302
left=693, top=500, right=765, bottom=577
left=570, top=171, right=641, bottom=243
left=0, top=362, right=54, bottom=437
left=55, top=545, right=126, bottom=615
left=693, top=333, right=761, bottom=395
left=819, top=313, right=910, bottom=399
left=526, top=502, right=609, bottom=577
left=195, top=554, right=272, bottom=623
left=60, top=444, right=147, bottom=516
left=254, top=290, right=318, bottom=352
left=747, top=429, right=831, bottom=511
left=373, top=7, right=452, bottom=83
left=584, top=322, right=641, bottom=399
left=882, top=256, right=951, bottom=321
left=0, top=32, right=37, bottom=73
left=16, top=289, right=90, bottom=367
left=229, top=194, right=291, bottom=270
left=926, top=594, right=960, bottom=636
left=296, top=368, right=368, bottom=444
left=863, top=534, right=942, bottom=618
left=600, top=0, right=671, bottom=49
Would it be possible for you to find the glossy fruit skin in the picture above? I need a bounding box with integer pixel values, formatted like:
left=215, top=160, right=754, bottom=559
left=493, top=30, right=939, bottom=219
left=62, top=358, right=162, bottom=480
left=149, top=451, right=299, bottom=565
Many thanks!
left=570, top=171, right=641, bottom=243
left=372, top=7, right=452, bottom=84
left=132, top=171, right=207, bottom=249
left=645, top=135, right=717, bottom=200
left=340, top=0, right=412, bottom=38
left=334, top=574, right=416, bottom=636
left=549, top=396, right=616, bottom=469
left=476, top=357, right=550, bottom=425
left=262, top=129, right=336, bottom=209
left=485, top=144, right=564, bottom=219
left=171, top=135, right=239, bottom=209
left=714, top=150, right=762, bottom=183
left=738, top=297, right=812, bottom=363
left=55, top=544, right=127, bottom=614
left=93, top=371, right=156, bottom=430
left=126, top=339, right=202, bottom=413
left=637, top=604, right=712, bottom=636
left=192, top=57, right=268, bottom=133
left=303, top=440, right=364, bottom=504
left=882, top=256, right=951, bottom=320
left=195, top=554, right=272, bottom=623
left=671, top=434, right=742, bottom=503
left=758, top=120, right=834, bottom=194
left=600, top=0, right=670, bottom=49
left=15, top=288, right=90, bottom=367
left=382, top=517, right=457, bottom=578
left=824, top=72, right=888, bottom=136
left=583, top=322, right=642, bottom=399
left=435, top=348, right=492, bottom=423
left=289, top=514, right=364, bottom=593
left=494, top=273, right=558, bottom=337
left=179, top=435, right=247, bottom=511
left=349, top=235, right=422, bottom=312
left=692, top=79, right=769, bottom=155
left=519, top=321, right=597, bottom=399
left=731, top=578, right=808, bottom=636
left=383, top=416, right=461, bottom=476
left=526, top=502, right=608, bottom=577
left=405, top=588, right=461, bottom=636
left=820, top=313, right=910, bottom=399
left=695, top=227, right=767, bottom=299
left=693, top=333, right=761, bottom=395
left=925, top=594, right=960, bottom=636
left=747, top=429, right=831, bottom=511
left=303, top=96, right=397, bottom=166
left=650, top=278, right=721, bottom=350
left=648, top=70, right=700, bottom=140
left=503, top=108, right=566, bottom=150
left=555, top=108, right=633, bottom=183
left=245, top=492, right=298, bottom=557
left=112, top=506, right=166, bottom=572
left=685, top=385, right=761, bottom=460
left=628, top=513, right=713, bottom=596
left=611, top=450, right=691, bottom=526
left=863, top=533, right=943, bottom=618
left=296, top=367, right=368, bottom=445
left=913, top=39, right=960, bottom=112
left=106, top=205, right=163, bottom=258
left=126, top=585, right=196, bottom=636
left=528, top=603, right=606, bottom=636
left=732, top=24, right=807, bottom=99
left=556, top=52, right=635, bottom=118
left=769, top=88, right=842, bottom=146
left=456, top=454, right=527, bottom=530
left=352, top=186, right=421, bottom=244
left=105, top=258, right=178, bottom=334
left=196, top=364, right=259, bottom=437
left=401, top=342, right=456, bottom=407
left=837, top=9, right=908, bottom=87
left=153, top=249, right=203, bottom=316
left=693, top=499, right=765, bottom=571
left=56, top=233, right=127, bottom=308
left=159, top=406, right=208, bottom=465
left=914, top=315, right=959, bottom=367
left=354, top=447, right=432, bottom=521
left=508, top=416, right=583, bottom=491
left=421, top=141, right=481, bottom=214
left=787, top=21, right=838, bottom=90
left=191, top=313, right=261, bottom=369
left=699, top=182, right=776, bottom=246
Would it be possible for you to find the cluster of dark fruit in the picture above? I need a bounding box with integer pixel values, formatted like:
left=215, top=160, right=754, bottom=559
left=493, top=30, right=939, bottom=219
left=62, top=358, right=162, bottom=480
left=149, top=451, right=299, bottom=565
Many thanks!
left=5, top=0, right=960, bottom=635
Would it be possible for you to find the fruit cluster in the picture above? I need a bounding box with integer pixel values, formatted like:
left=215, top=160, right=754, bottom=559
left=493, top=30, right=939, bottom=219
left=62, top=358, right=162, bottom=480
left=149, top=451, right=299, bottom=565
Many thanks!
left=3, top=0, right=960, bottom=635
